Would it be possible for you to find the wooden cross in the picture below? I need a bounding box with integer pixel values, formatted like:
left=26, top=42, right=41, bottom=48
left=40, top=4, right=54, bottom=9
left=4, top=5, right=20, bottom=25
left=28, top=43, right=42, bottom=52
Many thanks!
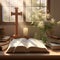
left=11, top=7, right=22, bottom=38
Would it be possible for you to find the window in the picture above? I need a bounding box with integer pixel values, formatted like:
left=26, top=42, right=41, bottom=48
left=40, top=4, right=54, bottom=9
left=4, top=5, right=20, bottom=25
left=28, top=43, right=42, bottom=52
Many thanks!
left=25, top=0, right=47, bottom=22
left=1, top=0, right=47, bottom=22
left=1, top=0, right=23, bottom=22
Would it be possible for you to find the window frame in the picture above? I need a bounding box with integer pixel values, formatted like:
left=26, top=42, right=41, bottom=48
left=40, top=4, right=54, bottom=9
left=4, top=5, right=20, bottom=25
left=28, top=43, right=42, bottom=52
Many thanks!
left=0, top=0, right=50, bottom=25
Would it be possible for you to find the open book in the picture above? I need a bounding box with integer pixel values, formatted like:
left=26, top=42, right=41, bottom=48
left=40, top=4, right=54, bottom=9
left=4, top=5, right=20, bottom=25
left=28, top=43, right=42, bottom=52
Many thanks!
left=6, top=38, right=49, bottom=53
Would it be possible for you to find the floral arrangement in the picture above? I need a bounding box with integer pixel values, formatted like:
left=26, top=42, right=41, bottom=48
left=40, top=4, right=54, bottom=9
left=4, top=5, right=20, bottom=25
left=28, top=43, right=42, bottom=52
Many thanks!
left=31, top=9, right=60, bottom=42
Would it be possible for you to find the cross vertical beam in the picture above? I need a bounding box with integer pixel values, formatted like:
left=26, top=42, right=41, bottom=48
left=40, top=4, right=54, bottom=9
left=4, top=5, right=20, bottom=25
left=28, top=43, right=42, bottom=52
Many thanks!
left=11, top=7, right=22, bottom=38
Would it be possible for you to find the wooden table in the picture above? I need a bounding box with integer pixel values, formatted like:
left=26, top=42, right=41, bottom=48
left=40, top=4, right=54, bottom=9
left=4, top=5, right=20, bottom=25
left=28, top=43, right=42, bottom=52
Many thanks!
left=0, top=50, right=59, bottom=60
left=0, top=37, right=60, bottom=60
left=3, top=48, right=60, bottom=55
left=0, top=48, right=60, bottom=60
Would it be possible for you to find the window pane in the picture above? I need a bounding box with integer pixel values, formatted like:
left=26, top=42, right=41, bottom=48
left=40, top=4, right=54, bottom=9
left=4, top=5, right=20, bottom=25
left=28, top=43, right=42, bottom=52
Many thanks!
left=31, top=7, right=46, bottom=22
left=1, top=0, right=47, bottom=22
left=9, top=0, right=23, bottom=7
left=41, top=0, right=47, bottom=6
left=2, top=0, right=23, bottom=22
left=25, top=7, right=32, bottom=22
left=9, top=7, right=15, bottom=22
left=32, top=0, right=41, bottom=7
left=2, top=7, right=10, bottom=22
left=31, top=7, right=40, bottom=22
left=31, top=0, right=47, bottom=7
left=25, top=0, right=31, bottom=7
left=41, top=7, right=47, bottom=14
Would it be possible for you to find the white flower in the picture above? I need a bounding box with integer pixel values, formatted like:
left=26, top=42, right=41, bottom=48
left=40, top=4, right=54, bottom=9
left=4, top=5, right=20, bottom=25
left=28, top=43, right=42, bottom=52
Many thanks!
left=38, top=13, right=42, bottom=16
left=46, top=13, right=50, bottom=19
left=35, top=15, right=38, bottom=18
left=57, top=21, right=60, bottom=24
left=31, top=21, right=34, bottom=25
left=39, top=9, right=44, bottom=13
left=42, top=15, right=47, bottom=21
left=50, top=18, right=55, bottom=24
left=37, top=21, right=44, bottom=28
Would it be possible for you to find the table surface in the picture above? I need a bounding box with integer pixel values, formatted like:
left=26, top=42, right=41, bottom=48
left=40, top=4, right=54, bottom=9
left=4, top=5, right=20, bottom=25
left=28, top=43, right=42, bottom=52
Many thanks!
left=0, top=37, right=60, bottom=56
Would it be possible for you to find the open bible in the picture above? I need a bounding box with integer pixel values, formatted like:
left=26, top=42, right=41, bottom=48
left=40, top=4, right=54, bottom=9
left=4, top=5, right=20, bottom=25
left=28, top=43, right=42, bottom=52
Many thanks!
left=6, top=38, right=49, bottom=53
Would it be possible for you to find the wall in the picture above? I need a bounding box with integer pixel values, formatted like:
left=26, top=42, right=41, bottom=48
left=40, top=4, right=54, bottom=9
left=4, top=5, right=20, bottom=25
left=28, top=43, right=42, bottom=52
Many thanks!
left=0, top=24, right=40, bottom=38
left=0, top=24, right=15, bottom=36
left=50, top=0, right=60, bottom=37
left=50, top=0, right=60, bottom=21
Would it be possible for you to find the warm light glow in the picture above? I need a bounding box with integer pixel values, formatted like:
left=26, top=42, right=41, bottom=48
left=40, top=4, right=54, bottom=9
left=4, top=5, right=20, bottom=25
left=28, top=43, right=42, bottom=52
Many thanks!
left=23, top=27, right=28, bottom=36
left=37, top=0, right=40, bottom=4
left=18, top=22, right=26, bottom=30
left=37, top=21, right=44, bottom=28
